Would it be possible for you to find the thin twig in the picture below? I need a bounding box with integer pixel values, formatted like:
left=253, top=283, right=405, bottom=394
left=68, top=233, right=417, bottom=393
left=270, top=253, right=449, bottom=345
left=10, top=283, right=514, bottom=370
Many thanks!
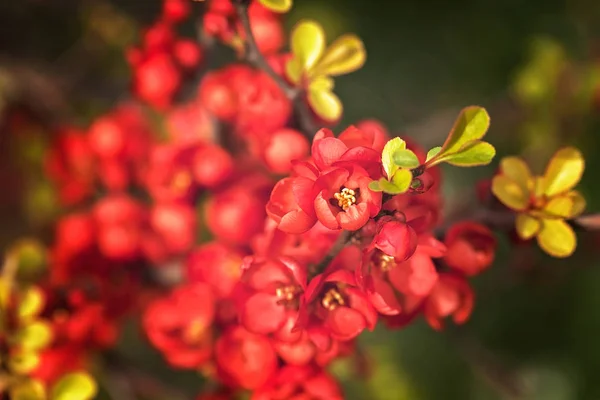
left=310, top=230, right=353, bottom=277
left=232, top=0, right=319, bottom=137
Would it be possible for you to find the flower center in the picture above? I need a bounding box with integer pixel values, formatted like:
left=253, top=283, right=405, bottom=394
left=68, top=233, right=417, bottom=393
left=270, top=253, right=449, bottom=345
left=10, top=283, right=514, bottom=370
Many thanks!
left=276, top=285, right=301, bottom=309
left=321, top=288, right=346, bottom=311
left=377, top=253, right=396, bottom=272
left=333, top=187, right=357, bottom=210
left=276, top=285, right=300, bottom=301
left=172, top=170, right=192, bottom=191
left=184, top=319, right=206, bottom=343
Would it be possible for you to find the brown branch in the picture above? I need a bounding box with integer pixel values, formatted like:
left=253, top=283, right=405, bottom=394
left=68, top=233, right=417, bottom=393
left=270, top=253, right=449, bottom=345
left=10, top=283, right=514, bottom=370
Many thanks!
left=310, top=230, right=353, bottom=278
left=232, top=0, right=319, bottom=137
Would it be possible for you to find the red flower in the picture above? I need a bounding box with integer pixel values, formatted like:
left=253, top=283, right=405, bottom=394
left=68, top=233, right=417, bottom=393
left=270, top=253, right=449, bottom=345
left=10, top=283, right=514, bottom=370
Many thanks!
left=93, top=194, right=146, bottom=260
left=215, top=326, right=278, bottom=390
left=252, top=365, right=343, bottom=400
left=359, top=210, right=446, bottom=317
left=297, top=246, right=377, bottom=343
left=205, top=174, right=272, bottom=246
left=251, top=219, right=339, bottom=266
left=142, top=202, right=197, bottom=263
left=266, top=125, right=384, bottom=234
left=423, top=273, right=475, bottom=330
left=238, top=257, right=306, bottom=335
left=143, top=143, right=198, bottom=203
left=44, top=129, right=95, bottom=206
left=313, top=165, right=382, bottom=231
left=444, top=221, right=496, bottom=276
left=144, top=283, right=215, bottom=369
left=372, top=216, right=418, bottom=261
left=31, top=345, right=86, bottom=385
left=263, top=128, right=310, bottom=175
left=186, top=241, right=246, bottom=298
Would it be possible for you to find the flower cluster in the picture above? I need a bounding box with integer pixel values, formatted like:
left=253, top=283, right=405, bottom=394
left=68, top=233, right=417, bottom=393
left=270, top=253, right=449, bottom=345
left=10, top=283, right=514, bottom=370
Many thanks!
left=2, top=0, right=591, bottom=399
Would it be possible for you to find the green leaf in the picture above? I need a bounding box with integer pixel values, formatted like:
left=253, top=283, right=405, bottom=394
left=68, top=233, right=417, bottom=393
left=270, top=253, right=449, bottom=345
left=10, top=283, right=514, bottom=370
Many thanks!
left=51, top=372, right=97, bottom=400
left=392, top=149, right=420, bottom=169
left=381, top=137, right=406, bottom=179
left=442, top=141, right=496, bottom=167
left=391, top=169, right=413, bottom=192
left=368, top=180, right=382, bottom=192
left=425, top=146, right=442, bottom=163
left=376, top=169, right=413, bottom=195
left=439, top=106, right=490, bottom=157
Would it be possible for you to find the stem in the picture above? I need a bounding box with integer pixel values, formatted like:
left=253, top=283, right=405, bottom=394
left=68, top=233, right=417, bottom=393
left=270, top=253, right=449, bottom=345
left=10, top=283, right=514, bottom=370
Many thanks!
left=232, top=0, right=319, bottom=137
left=311, top=230, right=353, bottom=277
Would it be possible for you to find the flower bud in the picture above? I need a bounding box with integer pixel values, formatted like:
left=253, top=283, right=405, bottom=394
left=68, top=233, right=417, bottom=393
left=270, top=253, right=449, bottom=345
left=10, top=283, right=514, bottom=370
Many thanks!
left=444, top=221, right=496, bottom=276
left=373, top=218, right=418, bottom=262
left=263, top=128, right=309, bottom=174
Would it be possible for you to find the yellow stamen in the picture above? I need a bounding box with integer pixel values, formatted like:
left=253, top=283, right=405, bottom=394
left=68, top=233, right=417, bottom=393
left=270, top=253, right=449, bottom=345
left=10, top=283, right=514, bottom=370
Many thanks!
left=275, top=285, right=300, bottom=302
left=378, top=253, right=396, bottom=272
left=321, top=288, right=345, bottom=311
left=333, top=187, right=357, bottom=210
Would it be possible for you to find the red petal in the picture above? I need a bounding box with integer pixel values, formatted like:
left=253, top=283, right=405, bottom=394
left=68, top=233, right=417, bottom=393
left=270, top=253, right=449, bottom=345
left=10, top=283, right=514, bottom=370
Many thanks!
left=314, top=192, right=340, bottom=230
left=326, top=306, right=366, bottom=340
left=242, top=293, right=286, bottom=334
left=312, top=137, right=348, bottom=170
left=292, top=176, right=317, bottom=215
left=338, top=203, right=370, bottom=231
left=367, top=276, right=402, bottom=315
left=279, top=210, right=316, bottom=234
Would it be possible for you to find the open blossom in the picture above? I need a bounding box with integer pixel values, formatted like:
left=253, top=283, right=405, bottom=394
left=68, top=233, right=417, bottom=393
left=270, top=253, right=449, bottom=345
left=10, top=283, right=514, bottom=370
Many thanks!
left=423, top=273, right=475, bottom=331
left=143, top=283, right=215, bottom=369
left=296, top=246, right=377, bottom=344
left=238, top=257, right=306, bottom=335
left=444, top=221, right=496, bottom=276
left=215, top=326, right=278, bottom=390
left=252, top=365, right=343, bottom=400
left=266, top=126, right=383, bottom=234
left=359, top=209, right=446, bottom=317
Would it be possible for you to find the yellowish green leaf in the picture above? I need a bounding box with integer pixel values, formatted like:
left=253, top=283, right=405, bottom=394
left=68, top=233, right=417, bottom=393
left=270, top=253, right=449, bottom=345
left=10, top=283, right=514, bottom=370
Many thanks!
left=537, top=218, right=576, bottom=258
left=392, top=149, right=420, bottom=169
left=542, top=191, right=586, bottom=219
left=439, top=106, right=490, bottom=157
left=368, top=180, right=382, bottom=192
left=290, top=20, right=325, bottom=73
left=442, top=140, right=496, bottom=167
left=376, top=169, right=413, bottom=195
left=10, top=379, right=46, bottom=400
left=500, top=156, right=532, bottom=195
left=425, top=146, right=442, bottom=163
left=9, top=350, right=40, bottom=374
left=567, top=190, right=586, bottom=217
left=391, top=169, right=413, bottom=192
left=516, top=213, right=541, bottom=240
left=307, top=85, right=342, bottom=122
left=381, top=137, right=406, bottom=179
left=18, top=286, right=45, bottom=322
left=310, top=34, right=366, bottom=77
left=491, top=175, right=529, bottom=211
left=9, top=239, right=47, bottom=281
left=51, top=372, right=97, bottom=400
left=258, top=0, right=292, bottom=13
left=542, top=146, right=585, bottom=197
left=12, top=321, right=53, bottom=351
left=285, top=58, right=302, bottom=85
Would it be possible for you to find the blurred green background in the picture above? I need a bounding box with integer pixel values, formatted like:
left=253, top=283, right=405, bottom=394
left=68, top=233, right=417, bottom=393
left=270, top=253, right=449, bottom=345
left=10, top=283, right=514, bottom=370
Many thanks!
left=2, top=0, right=600, bottom=399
